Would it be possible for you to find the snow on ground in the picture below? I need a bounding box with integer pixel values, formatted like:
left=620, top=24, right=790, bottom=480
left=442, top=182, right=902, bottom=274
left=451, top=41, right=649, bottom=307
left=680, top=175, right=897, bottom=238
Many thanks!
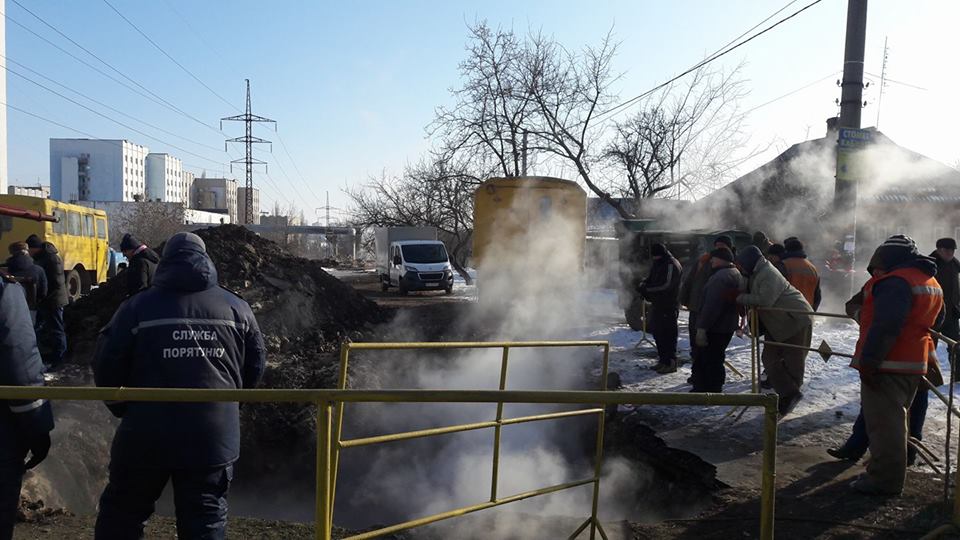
left=582, top=289, right=959, bottom=472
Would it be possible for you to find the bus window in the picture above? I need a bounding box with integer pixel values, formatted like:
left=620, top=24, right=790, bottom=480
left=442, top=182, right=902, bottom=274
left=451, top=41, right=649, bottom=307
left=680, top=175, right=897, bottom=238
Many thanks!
left=0, top=216, right=11, bottom=233
left=84, top=214, right=94, bottom=237
left=96, top=218, right=107, bottom=239
left=68, top=212, right=81, bottom=236
left=52, top=210, right=65, bottom=234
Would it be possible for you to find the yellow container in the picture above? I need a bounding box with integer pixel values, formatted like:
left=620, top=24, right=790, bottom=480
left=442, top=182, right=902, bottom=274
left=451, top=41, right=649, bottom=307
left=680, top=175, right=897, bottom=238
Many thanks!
left=0, top=194, right=109, bottom=298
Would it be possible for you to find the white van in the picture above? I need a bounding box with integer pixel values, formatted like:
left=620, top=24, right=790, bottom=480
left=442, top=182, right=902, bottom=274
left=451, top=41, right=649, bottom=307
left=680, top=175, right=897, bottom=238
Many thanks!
left=375, top=227, right=454, bottom=295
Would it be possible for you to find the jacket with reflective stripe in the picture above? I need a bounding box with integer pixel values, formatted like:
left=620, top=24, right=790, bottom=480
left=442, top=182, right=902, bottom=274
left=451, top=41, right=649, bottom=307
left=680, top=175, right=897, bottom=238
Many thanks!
left=782, top=257, right=819, bottom=307
left=852, top=267, right=943, bottom=374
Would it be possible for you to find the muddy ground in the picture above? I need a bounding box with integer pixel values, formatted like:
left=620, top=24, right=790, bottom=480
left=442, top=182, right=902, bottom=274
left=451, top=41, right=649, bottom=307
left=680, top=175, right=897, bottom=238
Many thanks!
left=14, top=268, right=960, bottom=539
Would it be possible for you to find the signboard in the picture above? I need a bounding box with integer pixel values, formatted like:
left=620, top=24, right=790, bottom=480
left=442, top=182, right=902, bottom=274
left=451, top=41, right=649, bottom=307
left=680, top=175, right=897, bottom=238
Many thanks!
left=836, top=128, right=872, bottom=182
left=838, top=127, right=873, bottom=149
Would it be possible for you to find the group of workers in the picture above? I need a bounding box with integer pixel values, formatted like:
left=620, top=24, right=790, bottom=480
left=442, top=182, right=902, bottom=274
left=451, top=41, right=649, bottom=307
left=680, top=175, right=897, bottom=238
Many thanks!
left=637, top=231, right=960, bottom=496
left=0, top=231, right=265, bottom=539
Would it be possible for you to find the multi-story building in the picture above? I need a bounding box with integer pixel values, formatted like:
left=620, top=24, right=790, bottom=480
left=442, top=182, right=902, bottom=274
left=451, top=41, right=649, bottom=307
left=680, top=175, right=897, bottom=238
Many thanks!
left=145, top=153, right=186, bottom=203
left=237, top=187, right=261, bottom=224
left=50, top=139, right=148, bottom=202
left=192, top=177, right=238, bottom=223
left=7, top=185, right=50, bottom=198
left=183, top=170, right=195, bottom=207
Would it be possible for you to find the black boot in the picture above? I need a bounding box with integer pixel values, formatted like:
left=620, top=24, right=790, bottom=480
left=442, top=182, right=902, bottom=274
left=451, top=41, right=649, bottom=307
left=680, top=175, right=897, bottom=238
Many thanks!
left=827, top=445, right=865, bottom=462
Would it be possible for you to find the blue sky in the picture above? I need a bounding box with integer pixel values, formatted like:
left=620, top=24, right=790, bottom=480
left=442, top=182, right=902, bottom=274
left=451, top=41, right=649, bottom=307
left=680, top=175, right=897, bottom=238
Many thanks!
left=5, top=1, right=958, bottom=221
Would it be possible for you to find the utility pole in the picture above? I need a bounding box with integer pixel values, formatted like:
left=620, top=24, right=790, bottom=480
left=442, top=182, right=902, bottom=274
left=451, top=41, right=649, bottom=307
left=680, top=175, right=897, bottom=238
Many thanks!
left=222, top=79, right=275, bottom=225
left=833, top=0, right=868, bottom=210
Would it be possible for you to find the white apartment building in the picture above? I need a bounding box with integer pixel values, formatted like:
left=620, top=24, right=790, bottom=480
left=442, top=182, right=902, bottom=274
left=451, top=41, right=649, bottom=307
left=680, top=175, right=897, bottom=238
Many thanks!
left=145, top=153, right=187, bottom=203
left=50, top=139, right=148, bottom=202
left=237, top=187, right=260, bottom=224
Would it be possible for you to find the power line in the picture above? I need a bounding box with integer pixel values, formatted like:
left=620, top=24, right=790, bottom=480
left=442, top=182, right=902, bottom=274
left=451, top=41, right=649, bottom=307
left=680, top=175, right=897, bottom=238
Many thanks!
left=101, top=0, right=240, bottom=112
left=159, top=0, right=242, bottom=79
left=742, top=71, right=840, bottom=115
left=591, top=0, right=825, bottom=125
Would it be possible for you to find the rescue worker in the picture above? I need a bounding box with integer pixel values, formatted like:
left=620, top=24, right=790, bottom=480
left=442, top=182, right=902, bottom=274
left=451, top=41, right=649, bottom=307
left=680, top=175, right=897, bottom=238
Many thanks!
left=680, top=235, right=736, bottom=366
left=931, top=238, right=960, bottom=343
left=752, top=231, right=772, bottom=255
left=828, top=254, right=940, bottom=465
left=690, top=247, right=742, bottom=393
left=25, top=235, right=67, bottom=368
left=93, top=232, right=266, bottom=539
left=849, top=235, right=943, bottom=495
left=781, top=237, right=822, bottom=310
left=639, top=243, right=682, bottom=374
left=736, top=246, right=814, bottom=417
left=119, top=233, right=160, bottom=297
left=766, top=243, right=787, bottom=276
left=5, top=243, right=47, bottom=325
left=0, top=275, right=54, bottom=540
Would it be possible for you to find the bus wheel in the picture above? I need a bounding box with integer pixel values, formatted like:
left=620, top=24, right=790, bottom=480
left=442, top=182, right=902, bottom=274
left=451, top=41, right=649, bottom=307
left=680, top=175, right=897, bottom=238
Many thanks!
left=66, top=270, right=82, bottom=302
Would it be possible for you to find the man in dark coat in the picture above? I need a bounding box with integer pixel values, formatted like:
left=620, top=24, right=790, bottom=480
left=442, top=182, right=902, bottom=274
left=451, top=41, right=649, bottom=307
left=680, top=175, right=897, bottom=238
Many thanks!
left=5, top=243, right=47, bottom=324
left=640, top=243, right=682, bottom=374
left=119, top=233, right=160, bottom=297
left=932, top=237, right=960, bottom=343
left=691, top=247, right=743, bottom=392
left=93, top=232, right=266, bottom=539
left=680, top=235, right=736, bottom=360
left=0, top=276, right=54, bottom=540
left=26, top=235, right=67, bottom=368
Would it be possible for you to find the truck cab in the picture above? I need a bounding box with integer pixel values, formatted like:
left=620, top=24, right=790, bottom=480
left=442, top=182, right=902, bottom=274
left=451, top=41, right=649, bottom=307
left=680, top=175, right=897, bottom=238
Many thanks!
left=383, top=240, right=454, bottom=295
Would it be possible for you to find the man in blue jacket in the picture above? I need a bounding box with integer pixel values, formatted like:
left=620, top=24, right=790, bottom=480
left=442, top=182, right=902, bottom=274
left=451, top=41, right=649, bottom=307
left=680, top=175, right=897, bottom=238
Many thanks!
left=0, top=276, right=54, bottom=540
left=93, top=232, right=266, bottom=539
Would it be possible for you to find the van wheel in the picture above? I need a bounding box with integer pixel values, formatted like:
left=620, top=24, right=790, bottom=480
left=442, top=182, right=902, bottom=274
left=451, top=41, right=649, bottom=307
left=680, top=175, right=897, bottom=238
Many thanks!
left=399, top=284, right=408, bottom=296
left=381, top=279, right=389, bottom=292
left=66, top=270, right=82, bottom=302
left=445, top=286, right=453, bottom=295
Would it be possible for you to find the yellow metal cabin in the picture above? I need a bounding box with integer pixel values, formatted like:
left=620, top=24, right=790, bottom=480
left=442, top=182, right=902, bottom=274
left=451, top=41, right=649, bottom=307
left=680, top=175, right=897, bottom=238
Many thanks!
left=472, top=177, right=587, bottom=293
left=0, top=195, right=109, bottom=300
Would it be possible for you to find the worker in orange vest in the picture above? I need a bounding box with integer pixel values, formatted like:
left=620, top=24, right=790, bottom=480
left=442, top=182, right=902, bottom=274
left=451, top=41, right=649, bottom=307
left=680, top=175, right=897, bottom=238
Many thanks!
left=850, top=235, right=943, bottom=495
left=781, top=237, right=821, bottom=310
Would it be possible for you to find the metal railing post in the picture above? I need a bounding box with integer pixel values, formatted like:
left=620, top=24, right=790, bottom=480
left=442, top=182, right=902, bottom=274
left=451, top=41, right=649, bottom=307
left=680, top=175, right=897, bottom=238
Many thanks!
left=491, top=346, right=510, bottom=502
left=330, top=344, right=350, bottom=516
left=750, top=309, right=759, bottom=393
left=589, top=344, right=612, bottom=540
left=316, top=400, right=333, bottom=540
left=759, top=397, right=778, bottom=540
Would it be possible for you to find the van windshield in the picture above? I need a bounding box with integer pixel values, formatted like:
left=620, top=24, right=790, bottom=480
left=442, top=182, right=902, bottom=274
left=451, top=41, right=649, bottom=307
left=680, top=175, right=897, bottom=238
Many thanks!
left=401, top=244, right=448, bottom=264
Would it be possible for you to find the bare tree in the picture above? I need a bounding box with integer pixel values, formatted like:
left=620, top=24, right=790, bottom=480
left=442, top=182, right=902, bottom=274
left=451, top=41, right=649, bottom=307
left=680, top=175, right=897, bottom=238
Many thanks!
left=602, top=64, right=761, bottom=201
left=111, top=202, right=185, bottom=248
left=348, top=152, right=482, bottom=283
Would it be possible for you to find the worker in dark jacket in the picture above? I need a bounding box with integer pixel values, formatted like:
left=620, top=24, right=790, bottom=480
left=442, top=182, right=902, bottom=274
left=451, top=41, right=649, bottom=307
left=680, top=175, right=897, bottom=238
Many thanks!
left=0, top=277, right=54, bottom=540
left=640, top=243, right=682, bottom=374
left=848, top=235, right=943, bottom=495
left=932, top=238, right=960, bottom=343
left=766, top=243, right=788, bottom=276
left=680, top=235, right=736, bottom=362
left=5, top=243, right=47, bottom=324
left=26, top=235, right=67, bottom=368
left=781, top=237, right=822, bottom=311
left=119, top=233, right=160, bottom=297
left=691, top=247, right=743, bottom=392
left=93, top=232, right=266, bottom=539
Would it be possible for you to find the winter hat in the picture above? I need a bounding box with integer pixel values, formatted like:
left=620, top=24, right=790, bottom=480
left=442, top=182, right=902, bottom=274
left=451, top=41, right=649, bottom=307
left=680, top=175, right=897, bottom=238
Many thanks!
left=752, top=231, right=771, bottom=248
left=25, top=234, right=42, bottom=249
left=119, top=233, right=143, bottom=252
left=768, top=243, right=786, bottom=257
left=714, top=235, right=734, bottom=250
left=7, top=242, right=27, bottom=255
left=736, top=245, right=764, bottom=275
left=873, top=234, right=919, bottom=271
left=650, top=243, right=667, bottom=257
left=710, top=247, right=734, bottom=263
left=163, top=232, right=206, bottom=257
left=937, top=238, right=957, bottom=250
left=784, top=238, right=804, bottom=253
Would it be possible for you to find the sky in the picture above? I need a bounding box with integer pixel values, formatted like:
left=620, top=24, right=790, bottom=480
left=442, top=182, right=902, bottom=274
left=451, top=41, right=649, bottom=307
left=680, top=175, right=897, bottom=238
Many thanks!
left=4, top=0, right=958, bottom=223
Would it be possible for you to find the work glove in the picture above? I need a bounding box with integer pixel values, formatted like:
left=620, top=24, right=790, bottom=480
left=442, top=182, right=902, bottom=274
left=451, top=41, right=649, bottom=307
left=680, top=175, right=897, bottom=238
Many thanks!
left=24, top=432, right=51, bottom=470
left=695, top=329, right=709, bottom=348
left=859, top=362, right=879, bottom=390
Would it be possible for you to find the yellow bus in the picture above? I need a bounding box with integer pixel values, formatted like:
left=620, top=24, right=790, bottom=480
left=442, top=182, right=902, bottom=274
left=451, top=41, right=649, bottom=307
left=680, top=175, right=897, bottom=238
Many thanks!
left=0, top=194, right=109, bottom=300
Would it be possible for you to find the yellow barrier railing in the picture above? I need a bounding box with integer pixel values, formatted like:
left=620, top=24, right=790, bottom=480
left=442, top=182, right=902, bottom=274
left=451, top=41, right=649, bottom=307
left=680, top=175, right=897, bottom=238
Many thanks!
left=333, top=341, right=611, bottom=540
left=0, top=385, right=779, bottom=539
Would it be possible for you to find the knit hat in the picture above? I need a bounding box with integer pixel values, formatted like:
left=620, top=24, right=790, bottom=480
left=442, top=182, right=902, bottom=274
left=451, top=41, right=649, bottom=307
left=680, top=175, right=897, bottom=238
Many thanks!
left=119, top=233, right=143, bottom=252
left=768, top=243, right=786, bottom=257
left=937, top=238, right=957, bottom=250
left=25, top=234, right=42, bottom=249
left=714, top=235, right=734, bottom=250
left=873, top=234, right=919, bottom=271
left=784, top=238, right=804, bottom=253
left=7, top=242, right=27, bottom=255
left=710, top=247, right=734, bottom=263
left=163, top=232, right=206, bottom=257
left=736, top=245, right=764, bottom=276
left=650, top=243, right=667, bottom=257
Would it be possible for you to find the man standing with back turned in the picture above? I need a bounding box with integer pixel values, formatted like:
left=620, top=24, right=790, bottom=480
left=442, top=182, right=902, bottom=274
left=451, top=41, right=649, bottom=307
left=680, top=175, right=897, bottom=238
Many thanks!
left=639, top=243, right=682, bottom=374
left=93, top=233, right=266, bottom=539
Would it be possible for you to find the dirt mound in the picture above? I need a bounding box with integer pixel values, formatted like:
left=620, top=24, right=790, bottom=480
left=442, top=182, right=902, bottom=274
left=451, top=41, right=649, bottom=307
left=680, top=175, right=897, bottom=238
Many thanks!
left=64, top=225, right=384, bottom=364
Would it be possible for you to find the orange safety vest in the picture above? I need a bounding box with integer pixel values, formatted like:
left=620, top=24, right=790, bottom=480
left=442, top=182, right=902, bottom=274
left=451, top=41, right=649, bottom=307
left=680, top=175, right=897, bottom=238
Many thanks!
left=852, top=267, right=943, bottom=375
left=783, top=257, right=819, bottom=306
